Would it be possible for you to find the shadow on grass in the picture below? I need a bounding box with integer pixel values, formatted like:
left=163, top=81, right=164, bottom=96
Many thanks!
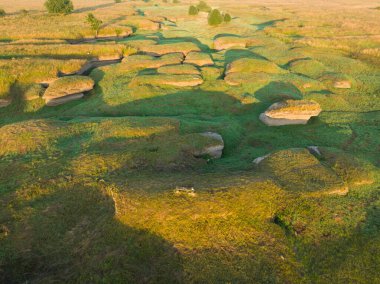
left=253, top=18, right=288, bottom=31
left=224, top=49, right=268, bottom=65
left=73, top=3, right=117, bottom=14
left=0, top=184, right=184, bottom=283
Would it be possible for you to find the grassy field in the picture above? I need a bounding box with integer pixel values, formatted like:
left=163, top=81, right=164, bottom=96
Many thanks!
left=0, top=0, right=379, bottom=282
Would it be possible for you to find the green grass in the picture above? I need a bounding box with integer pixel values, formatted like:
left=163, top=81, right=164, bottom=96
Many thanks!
left=0, top=0, right=379, bottom=282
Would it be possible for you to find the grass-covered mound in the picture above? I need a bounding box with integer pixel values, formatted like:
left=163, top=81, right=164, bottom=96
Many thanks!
left=226, top=58, right=286, bottom=75
left=0, top=58, right=87, bottom=100
left=213, top=36, right=248, bottom=50
left=121, top=53, right=184, bottom=71
left=42, top=75, right=94, bottom=106
left=224, top=58, right=287, bottom=86
left=157, top=64, right=200, bottom=75
left=264, top=99, right=321, bottom=118
left=0, top=0, right=379, bottom=282
left=140, top=42, right=201, bottom=56
left=256, top=148, right=347, bottom=194
left=0, top=117, right=223, bottom=172
left=130, top=74, right=203, bottom=87
left=184, top=51, right=214, bottom=66
left=260, top=100, right=321, bottom=126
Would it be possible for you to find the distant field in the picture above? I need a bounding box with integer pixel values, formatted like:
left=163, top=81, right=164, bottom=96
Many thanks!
left=0, top=0, right=379, bottom=283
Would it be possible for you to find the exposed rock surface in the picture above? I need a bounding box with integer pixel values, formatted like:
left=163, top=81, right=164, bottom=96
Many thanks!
left=43, top=76, right=94, bottom=106
left=193, top=132, right=224, bottom=159
left=260, top=100, right=321, bottom=126
left=184, top=52, right=214, bottom=66
left=333, top=80, right=351, bottom=89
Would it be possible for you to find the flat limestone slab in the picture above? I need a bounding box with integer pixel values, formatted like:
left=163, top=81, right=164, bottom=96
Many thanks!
left=259, top=113, right=309, bottom=126
left=260, top=100, right=321, bottom=126
left=45, top=93, right=84, bottom=106
left=43, top=76, right=94, bottom=101
left=140, top=42, right=201, bottom=56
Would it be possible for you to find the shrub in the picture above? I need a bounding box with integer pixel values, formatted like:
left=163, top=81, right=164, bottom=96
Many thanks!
left=224, top=13, right=231, bottom=22
left=115, top=0, right=121, bottom=3
left=196, top=1, right=211, bottom=12
left=86, top=13, right=103, bottom=38
left=208, top=9, right=223, bottom=26
left=173, top=0, right=180, bottom=3
left=45, top=0, right=73, bottom=14
left=0, top=8, right=5, bottom=17
left=188, top=5, right=199, bottom=15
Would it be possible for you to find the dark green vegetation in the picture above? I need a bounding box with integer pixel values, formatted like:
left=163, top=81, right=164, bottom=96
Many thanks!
left=188, top=5, right=198, bottom=15
left=45, top=0, right=73, bottom=14
left=86, top=13, right=103, bottom=38
left=0, top=8, right=5, bottom=17
left=208, top=9, right=223, bottom=26
left=224, top=13, right=231, bottom=23
left=0, top=0, right=379, bottom=283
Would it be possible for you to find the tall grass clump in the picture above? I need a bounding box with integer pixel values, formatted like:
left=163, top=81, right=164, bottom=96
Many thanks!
left=45, top=0, right=73, bottom=14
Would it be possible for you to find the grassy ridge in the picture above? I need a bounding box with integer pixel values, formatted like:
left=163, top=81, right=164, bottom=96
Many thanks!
left=0, top=0, right=379, bottom=282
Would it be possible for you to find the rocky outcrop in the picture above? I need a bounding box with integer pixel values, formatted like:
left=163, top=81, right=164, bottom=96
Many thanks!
left=184, top=52, right=214, bottom=66
left=193, top=132, right=224, bottom=159
left=43, top=76, right=94, bottom=106
left=259, top=100, right=321, bottom=126
left=45, top=93, right=84, bottom=106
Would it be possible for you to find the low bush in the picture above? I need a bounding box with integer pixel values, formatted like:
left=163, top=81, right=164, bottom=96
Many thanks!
left=224, top=13, right=231, bottom=22
left=45, top=0, right=73, bottom=14
left=208, top=9, right=224, bottom=26
left=0, top=8, right=5, bottom=17
left=188, top=5, right=199, bottom=15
